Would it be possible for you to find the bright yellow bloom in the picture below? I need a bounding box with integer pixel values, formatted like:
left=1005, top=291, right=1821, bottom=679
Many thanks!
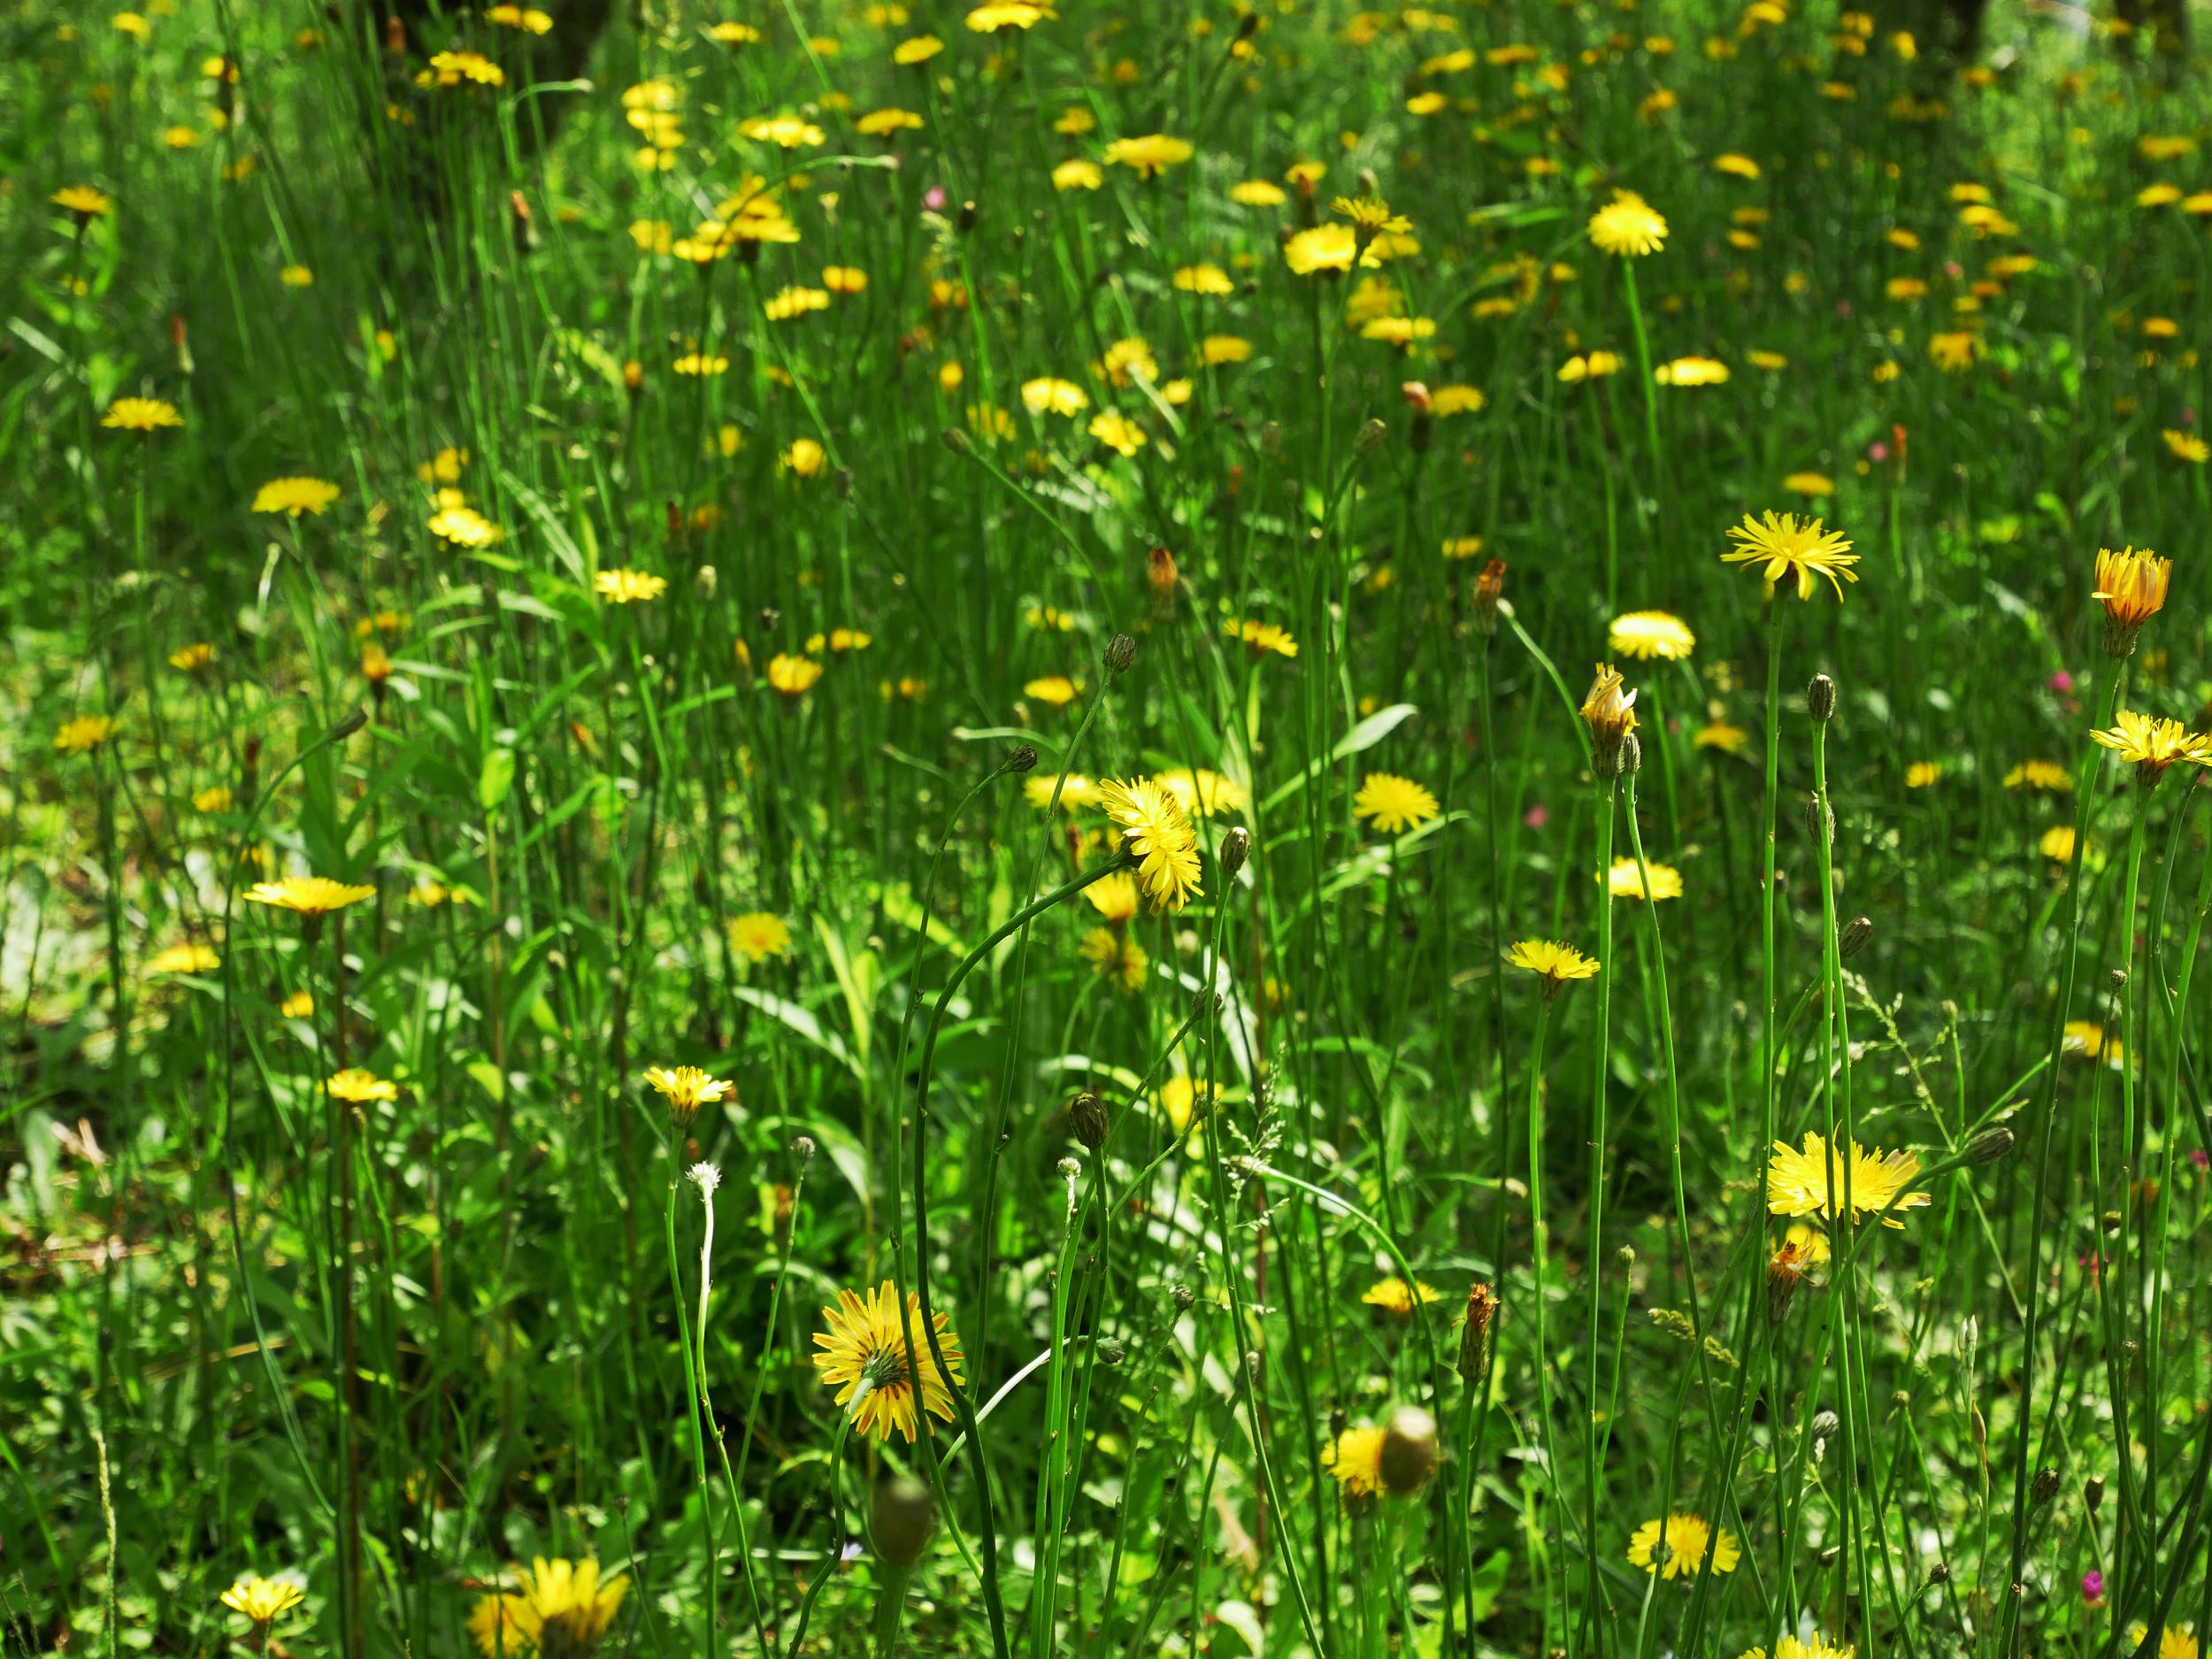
left=966, top=2, right=1051, bottom=28
left=1929, top=330, right=1983, bottom=373
left=468, top=1558, right=628, bottom=1657
left=741, top=114, right=826, bottom=148
left=1088, top=411, right=1146, bottom=457
left=1021, top=377, right=1089, bottom=417
left=487, top=4, right=554, bottom=29
left=595, top=568, right=667, bottom=604
left=783, top=438, right=829, bottom=477
left=1285, top=223, right=1362, bottom=275
left=194, top=786, right=234, bottom=813
left=1713, top=152, right=1762, bottom=179
left=54, top=715, right=118, bottom=756
left=1025, top=675, right=1080, bottom=705
left=1025, top=772, right=1099, bottom=810
left=1083, top=870, right=1141, bottom=925
left=219, top=1578, right=304, bottom=1625
left=1655, top=356, right=1730, bottom=386
left=52, top=185, right=113, bottom=218
left=1052, top=159, right=1102, bottom=191
left=1508, top=939, right=1601, bottom=987
left=1079, top=926, right=1147, bottom=991
left=1231, top=180, right=1288, bottom=206
left=1174, top=263, right=1235, bottom=296
left=1323, top=1425, right=1388, bottom=1496
left=253, top=476, right=341, bottom=517
left=1362, top=1278, right=1442, bottom=1317
left=148, top=942, right=220, bottom=975
left=643, top=1064, right=732, bottom=1121
left=1202, top=334, right=1253, bottom=365
left=427, top=503, right=502, bottom=547
left=1609, top=857, right=1682, bottom=901
left=1352, top=772, right=1440, bottom=834
left=893, top=35, right=943, bottom=64
left=245, top=876, right=375, bottom=916
left=1096, top=777, right=1203, bottom=911
left=1768, top=1132, right=1931, bottom=1227
left=280, top=989, right=316, bottom=1018
left=2163, top=429, right=2209, bottom=464
left=2004, top=759, right=2072, bottom=791
left=1906, top=761, right=1941, bottom=787
left=104, top=396, right=183, bottom=432
left=1786, top=472, right=1835, bottom=496
left=1738, top=1634, right=1857, bottom=1659
left=1627, top=1513, right=1740, bottom=1578
left=325, top=1069, right=399, bottom=1102
left=1608, top=611, right=1695, bottom=661
left=1102, top=134, right=1193, bottom=177
left=1228, top=618, right=1298, bottom=657
left=1722, top=511, right=1859, bottom=602
left=1695, top=722, right=1750, bottom=756
left=2093, top=546, right=2170, bottom=655
left=769, top=654, right=825, bottom=696
left=811, top=1279, right=964, bottom=1442
left=1588, top=190, right=1668, bottom=257
left=2093, top=709, right=2212, bottom=785
left=1160, top=768, right=1248, bottom=818
left=727, top=911, right=792, bottom=961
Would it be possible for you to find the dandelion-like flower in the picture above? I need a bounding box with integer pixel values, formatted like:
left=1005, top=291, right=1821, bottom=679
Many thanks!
left=1608, top=611, right=1695, bottom=661
left=1738, top=1634, right=1856, bottom=1659
left=643, top=1064, right=732, bottom=1124
left=1353, top=772, right=1441, bottom=834
left=253, top=476, right=342, bottom=517
left=245, top=875, right=375, bottom=917
left=2093, top=545, right=2170, bottom=657
left=1096, top=777, right=1203, bottom=911
left=104, top=396, right=183, bottom=433
left=219, top=1577, right=304, bottom=1627
left=1588, top=190, right=1668, bottom=257
left=726, top=911, right=792, bottom=961
left=54, top=715, right=118, bottom=756
left=1508, top=939, right=1601, bottom=995
left=1101, top=134, right=1193, bottom=177
left=1227, top=618, right=1299, bottom=657
left=1608, top=857, right=1683, bottom=901
left=768, top=653, right=825, bottom=696
left=1284, top=224, right=1362, bottom=276
left=1322, top=1425, right=1388, bottom=1496
left=1083, top=870, right=1141, bottom=925
left=1581, top=663, right=1640, bottom=775
left=147, top=942, right=220, bottom=975
left=1722, top=511, right=1859, bottom=602
left=325, top=1069, right=399, bottom=1102
left=1627, top=1513, right=1740, bottom=1578
left=2093, top=709, right=2212, bottom=787
left=1361, top=1277, right=1442, bottom=1317
left=1768, top=1131, right=1931, bottom=1227
left=811, top=1279, right=965, bottom=1442
left=468, top=1558, right=629, bottom=1657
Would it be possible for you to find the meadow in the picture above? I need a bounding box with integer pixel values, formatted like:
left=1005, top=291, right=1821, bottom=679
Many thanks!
left=6, top=0, right=2212, bottom=1655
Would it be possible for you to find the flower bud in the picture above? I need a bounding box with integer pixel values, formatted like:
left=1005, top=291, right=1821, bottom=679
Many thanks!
left=1007, top=744, right=1040, bottom=774
left=791, top=1134, right=817, bottom=1164
left=1147, top=546, right=1179, bottom=609
left=1356, top=417, right=1388, bottom=457
left=1069, top=1091, right=1108, bottom=1151
left=1456, top=1283, right=1499, bottom=1383
left=1104, top=633, right=1139, bottom=678
left=1220, top=826, right=1252, bottom=879
left=1808, top=672, right=1836, bottom=723
left=1379, top=1407, right=1439, bottom=1494
left=2085, top=1477, right=2105, bottom=1513
left=941, top=426, right=971, bottom=455
left=1811, top=1408, right=1840, bottom=1442
left=1096, top=1336, right=1125, bottom=1366
left=1840, top=914, right=1873, bottom=958
left=1969, top=1126, right=2015, bottom=1164
left=1580, top=664, right=1639, bottom=779
left=1171, top=1283, right=1195, bottom=1311
left=872, top=1477, right=936, bottom=1568
left=1801, top=793, right=1835, bottom=846
left=1472, top=558, right=1507, bottom=638
left=2032, top=1466, right=2061, bottom=1506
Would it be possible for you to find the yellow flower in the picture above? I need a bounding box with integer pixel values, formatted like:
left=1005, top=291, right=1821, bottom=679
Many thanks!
left=423, top=50, right=503, bottom=88
left=468, top=1558, right=629, bottom=1658
left=1608, top=857, right=1682, bottom=901
left=1608, top=611, right=1695, bottom=661
left=1083, top=870, right=1141, bottom=924
left=245, top=876, right=375, bottom=917
left=1231, top=180, right=1288, bottom=207
left=643, top=1064, right=732, bottom=1122
left=1740, top=1634, right=1857, bottom=1659
left=1906, top=761, right=1941, bottom=787
left=2092, top=709, right=2212, bottom=785
left=1785, top=472, right=1835, bottom=496
left=1096, top=777, right=1203, bottom=911
left=1722, top=511, right=1859, bottom=602
left=741, top=113, right=826, bottom=148
left=1333, top=194, right=1413, bottom=236
left=1202, top=334, right=1253, bottom=365
left=823, top=265, right=868, bottom=295
left=487, top=3, right=553, bottom=28
left=858, top=107, right=924, bottom=135
left=253, top=476, right=342, bottom=517
left=595, top=568, right=667, bottom=604
left=783, top=438, right=829, bottom=477
left=54, top=715, right=118, bottom=756
left=727, top=911, right=792, bottom=961
left=966, top=1, right=1051, bottom=28
left=893, top=34, right=943, bottom=64
left=1158, top=1073, right=1217, bottom=1133
left=673, top=350, right=730, bottom=374
left=1174, top=263, right=1235, bottom=296
left=1508, top=939, right=1601, bottom=989
left=280, top=989, right=315, bottom=1018
left=1558, top=351, right=1623, bottom=382
left=2093, top=545, right=2170, bottom=656
left=1767, top=1131, right=1931, bottom=1227
left=1285, top=223, right=1362, bottom=275
left=1323, top=1425, right=1388, bottom=1496
left=1352, top=772, right=1440, bottom=834
left=1228, top=618, right=1298, bottom=657
left=104, top=396, right=183, bottom=433
left=2039, top=825, right=2078, bottom=863
left=1695, top=722, right=1750, bottom=756
left=1025, top=674, right=1080, bottom=705
left=1021, top=377, right=1089, bottom=417
left=1052, top=159, right=1102, bottom=191
left=147, top=942, right=220, bottom=975
left=1713, top=152, right=1762, bottom=179
left=194, top=786, right=234, bottom=813
left=1655, top=356, right=1730, bottom=386
left=1929, top=330, right=1983, bottom=373
left=769, top=654, right=825, bottom=696
left=2163, top=429, right=2209, bottom=464
left=1362, top=1277, right=1442, bottom=1317
left=1588, top=190, right=1668, bottom=257
left=810, top=1279, right=964, bottom=1442
left=1581, top=663, right=1640, bottom=771
left=52, top=185, right=114, bottom=218
left=1160, top=768, right=1248, bottom=818
left=2157, top=1629, right=2199, bottom=1659
left=2004, top=759, right=2073, bottom=792
left=428, top=503, right=502, bottom=548
left=325, top=1069, right=400, bottom=1102
left=1079, top=926, right=1147, bottom=991
left=1627, top=1513, right=1740, bottom=1578
left=1025, top=772, right=1099, bottom=810
left=219, top=1578, right=304, bottom=1626
left=1088, top=411, right=1146, bottom=457
left=1102, top=134, right=1193, bottom=177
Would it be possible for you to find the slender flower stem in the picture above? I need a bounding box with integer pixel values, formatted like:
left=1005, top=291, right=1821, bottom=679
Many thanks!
left=1582, top=773, right=1618, bottom=1659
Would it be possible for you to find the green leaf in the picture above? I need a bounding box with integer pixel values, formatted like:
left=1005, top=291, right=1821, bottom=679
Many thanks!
left=479, top=748, right=517, bottom=814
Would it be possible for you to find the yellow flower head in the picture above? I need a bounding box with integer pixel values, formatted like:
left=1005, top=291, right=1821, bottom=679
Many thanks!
left=1581, top=663, right=1640, bottom=773
left=1079, top=926, right=1147, bottom=991
left=469, top=1558, right=629, bottom=1657
left=2093, top=545, right=2170, bottom=656
left=1361, top=1277, right=1442, bottom=1317
left=1508, top=939, right=1601, bottom=992
left=1352, top=772, right=1440, bottom=835
left=1767, top=1131, right=1931, bottom=1227
left=1102, top=134, right=1193, bottom=177
left=1096, top=777, right=1203, bottom=911
left=245, top=875, right=375, bottom=917
left=1722, top=511, right=1859, bottom=602
left=148, top=942, right=220, bottom=975
left=1608, top=857, right=1683, bottom=901
left=1627, top=1513, right=1740, bottom=1578
left=810, top=1279, right=964, bottom=1441
left=220, top=1578, right=304, bottom=1626
left=54, top=715, right=118, bottom=756
left=1323, top=1425, right=1388, bottom=1496
left=727, top=911, right=793, bottom=961
left=1024, top=772, right=1100, bottom=810
left=2093, top=709, right=2212, bottom=786
left=643, top=1064, right=733, bottom=1122
left=253, top=476, right=342, bottom=517
left=1018, top=377, right=1087, bottom=417
left=768, top=654, right=825, bottom=696
left=595, top=569, right=667, bottom=605
left=1588, top=190, right=1668, bottom=257
left=2162, top=429, right=2209, bottom=465
left=1609, top=611, right=1695, bottom=661
left=1285, top=223, right=1363, bottom=276
left=967, top=2, right=1051, bottom=28
left=104, top=396, right=183, bottom=433
left=1160, top=768, right=1249, bottom=818
left=1083, top=870, right=1141, bottom=925
left=53, top=185, right=114, bottom=218
left=1228, top=618, right=1298, bottom=657
left=325, top=1069, right=399, bottom=1102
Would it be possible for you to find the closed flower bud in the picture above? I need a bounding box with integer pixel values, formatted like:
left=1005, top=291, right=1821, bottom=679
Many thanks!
left=1171, top=1282, right=1195, bottom=1311
left=1618, top=733, right=1642, bottom=775
left=1801, top=792, right=1834, bottom=846
left=1069, top=1091, right=1108, bottom=1151
left=957, top=198, right=979, bottom=233
left=1220, top=826, right=1252, bottom=879
left=791, top=1134, right=817, bottom=1164
left=2032, top=1466, right=2061, bottom=1506
left=1840, top=914, right=1873, bottom=957
left=1580, top=664, right=1639, bottom=778
left=695, top=564, right=718, bottom=599
left=1096, top=1336, right=1125, bottom=1366
left=1472, top=557, right=1507, bottom=638
left=872, top=1477, right=936, bottom=1568
left=1147, top=546, right=1179, bottom=606
left=1007, top=744, right=1040, bottom=773
left=1457, top=1283, right=1499, bottom=1383
left=1808, top=672, right=1837, bottom=723
left=1812, top=1408, right=1840, bottom=1442
left=1969, top=1126, right=2015, bottom=1164
left=1356, top=417, right=1388, bottom=456
left=1379, top=1407, right=1439, bottom=1494
left=2085, top=1477, right=2104, bottom=1513
left=624, top=359, right=644, bottom=395
left=1104, top=633, right=1139, bottom=677
left=1929, top=1562, right=1951, bottom=1585
left=941, top=426, right=971, bottom=455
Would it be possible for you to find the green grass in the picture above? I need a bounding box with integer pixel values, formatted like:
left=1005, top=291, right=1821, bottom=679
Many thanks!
left=5, top=0, right=2212, bottom=1656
